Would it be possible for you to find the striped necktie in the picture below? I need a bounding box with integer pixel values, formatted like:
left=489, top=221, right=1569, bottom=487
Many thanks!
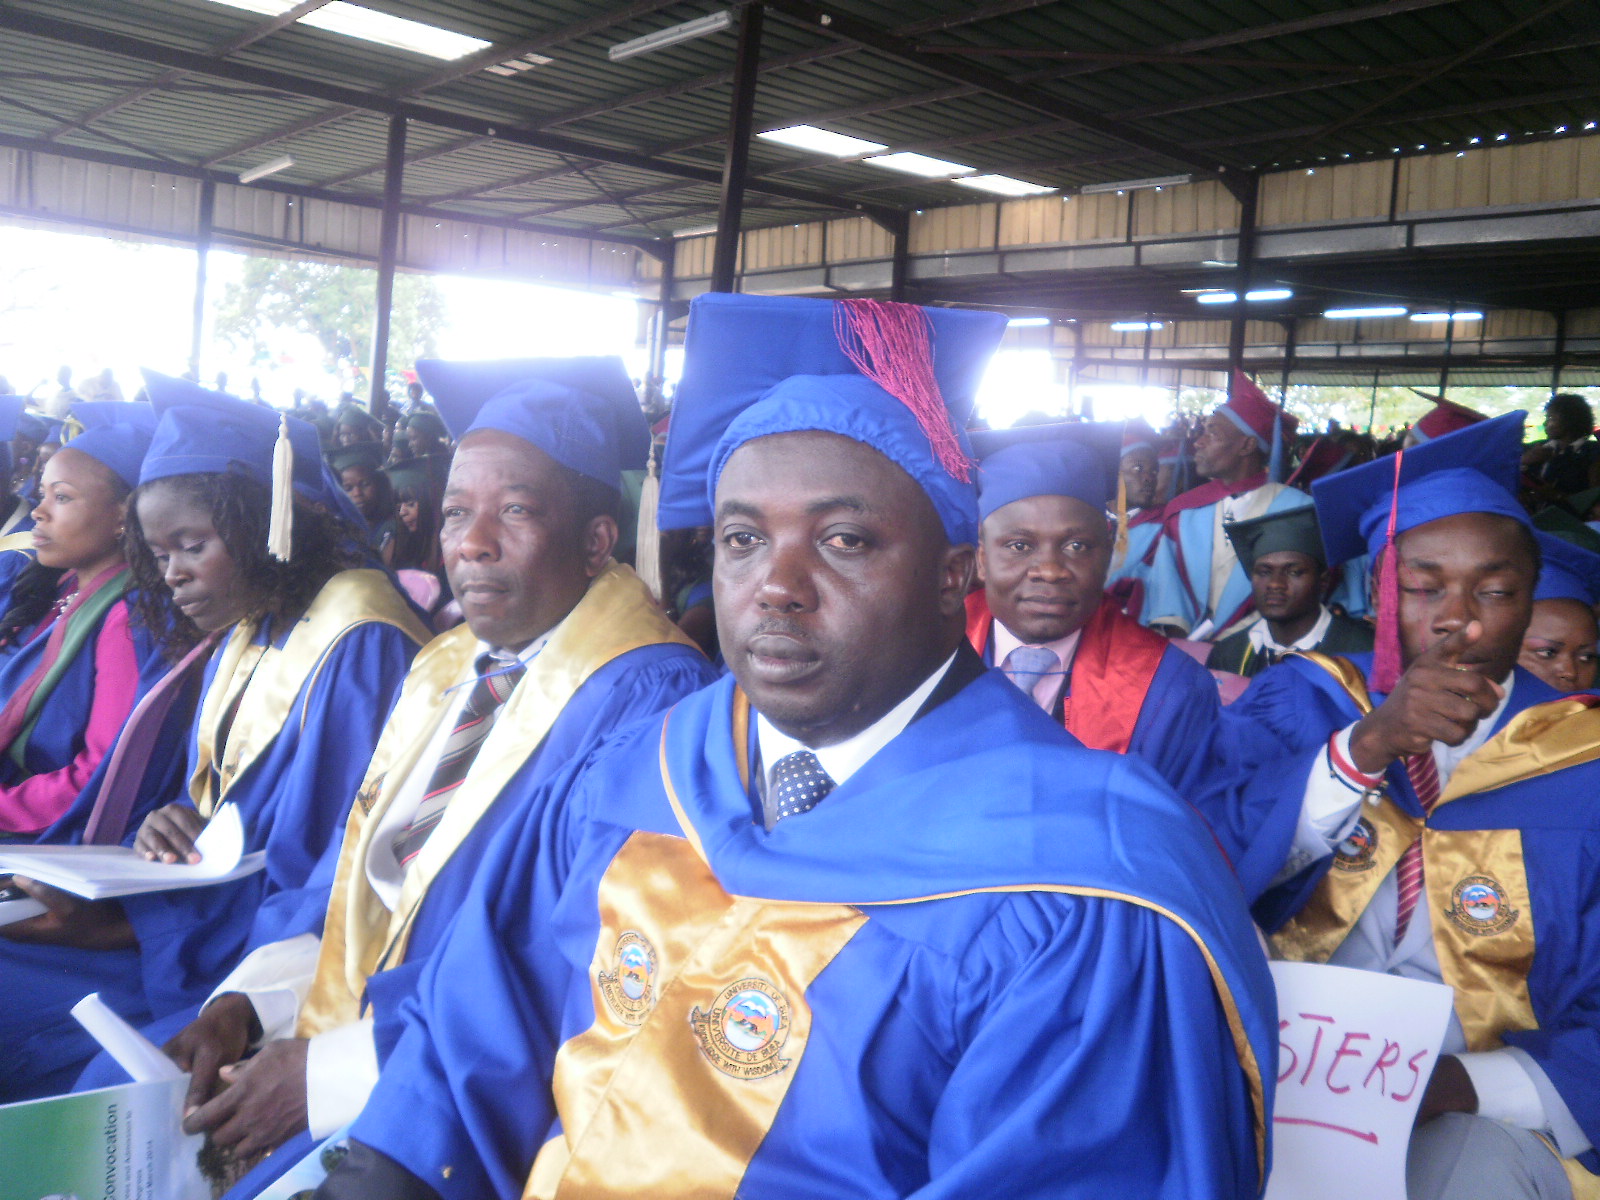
left=1000, top=645, right=1059, bottom=703
left=1392, top=751, right=1442, bottom=946
left=391, top=653, right=525, bottom=867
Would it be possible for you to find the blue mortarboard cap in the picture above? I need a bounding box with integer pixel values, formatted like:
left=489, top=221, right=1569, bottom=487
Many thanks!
left=140, top=372, right=288, bottom=487
left=1535, top=530, right=1600, bottom=605
left=660, top=294, right=1007, bottom=544
left=38, top=417, right=64, bottom=446
left=0, top=396, right=29, bottom=443
left=1312, top=411, right=1529, bottom=566
left=970, top=421, right=1122, bottom=521
left=416, top=357, right=646, bottom=492
left=16, top=411, right=50, bottom=444
left=66, top=400, right=156, bottom=490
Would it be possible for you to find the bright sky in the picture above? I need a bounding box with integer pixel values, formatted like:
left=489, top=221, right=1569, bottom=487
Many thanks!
left=0, top=221, right=1173, bottom=426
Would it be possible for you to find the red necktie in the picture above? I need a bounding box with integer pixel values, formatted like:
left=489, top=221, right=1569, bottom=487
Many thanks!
left=1393, top=751, right=1442, bottom=945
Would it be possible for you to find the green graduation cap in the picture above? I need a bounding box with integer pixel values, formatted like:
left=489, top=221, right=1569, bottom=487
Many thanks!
left=1225, top=505, right=1326, bottom=575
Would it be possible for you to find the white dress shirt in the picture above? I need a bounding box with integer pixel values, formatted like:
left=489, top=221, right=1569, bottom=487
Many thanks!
left=207, top=629, right=554, bottom=1137
left=1280, top=675, right=1590, bottom=1155
left=1245, top=605, right=1333, bottom=660
left=990, top=619, right=1081, bottom=712
left=754, top=651, right=955, bottom=828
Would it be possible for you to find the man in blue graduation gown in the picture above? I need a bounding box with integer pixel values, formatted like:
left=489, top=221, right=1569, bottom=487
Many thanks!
left=1210, top=413, right=1600, bottom=1198
left=317, top=294, right=1276, bottom=1200
left=136, top=358, right=715, bottom=1193
left=962, top=421, right=1222, bottom=796
left=1142, top=372, right=1310, bottom=640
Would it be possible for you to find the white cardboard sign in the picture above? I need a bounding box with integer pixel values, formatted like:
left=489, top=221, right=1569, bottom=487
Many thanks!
left=1264, top=961, right=1455, bottom=1200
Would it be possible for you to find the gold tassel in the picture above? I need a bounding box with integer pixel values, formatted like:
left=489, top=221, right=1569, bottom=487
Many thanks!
left=266, top=413, right=294, bottom=562
left=635, top=446, right=663, bottom=604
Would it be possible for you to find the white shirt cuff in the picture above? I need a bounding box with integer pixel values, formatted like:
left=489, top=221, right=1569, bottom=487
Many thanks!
left=1271, top=725, right=1370, bottom=887
left=305, top=1017, right=380, bottom=1139
left=1468, top=1046, right=1594, bottom=1158
left=204, top=932, right=322, bottom=1045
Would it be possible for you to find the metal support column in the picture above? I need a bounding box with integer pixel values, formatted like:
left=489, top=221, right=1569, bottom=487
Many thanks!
left=1138, top=315, right=1154, bottom=388
left=1552, top=309, right=1568, bottom=394
left=1279, top=318, right=1297, bottom=401
left=888, top=210, right=911, bottom=302
left=710, top=3, right=763, bottom=294
left=1067, top=322, right=1083, bottom=417
left=1438, top=304, right=1456, bottom=393
left=1227, top=172, right=1260, bottom=389
left=189, top=180, right=215, bottom=380
left=648, top=241, right=676, bottom=409
left=368, top=115, right=407, bottom=412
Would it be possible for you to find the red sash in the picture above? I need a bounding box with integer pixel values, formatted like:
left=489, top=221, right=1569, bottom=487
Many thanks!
left=964, top=592, right=1167, bottom=755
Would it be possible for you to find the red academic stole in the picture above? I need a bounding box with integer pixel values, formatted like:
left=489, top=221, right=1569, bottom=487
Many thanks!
left=1159, top=472, right=1268, bottom=620
left=964, top=592, right=1167, bottom=755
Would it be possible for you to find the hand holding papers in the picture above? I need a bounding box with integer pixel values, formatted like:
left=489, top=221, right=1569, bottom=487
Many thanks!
left=1264, top=962, right=1455, bottom=1200
left=0, top=804, right=264, bottom=900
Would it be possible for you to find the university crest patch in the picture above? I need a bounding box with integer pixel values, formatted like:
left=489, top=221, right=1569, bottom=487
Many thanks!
left=690, top=978, right=793, bottom=1080
left=1332, top=817, right=1378, bottom=873
left=597, top=931, right=658, bottom=1025
left=1446, top=874, right=1519, bottom=936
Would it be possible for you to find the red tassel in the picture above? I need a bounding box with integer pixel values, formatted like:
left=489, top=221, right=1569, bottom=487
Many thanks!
left=834, top=298, right=972, bottom=483
left=1370, top=448, right=1406, bottom=693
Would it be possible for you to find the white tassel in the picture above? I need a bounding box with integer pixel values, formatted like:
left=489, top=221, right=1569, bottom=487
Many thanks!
left=266, top=413, right=294, bottom=562
left=635, top=449, right=663, bottom=604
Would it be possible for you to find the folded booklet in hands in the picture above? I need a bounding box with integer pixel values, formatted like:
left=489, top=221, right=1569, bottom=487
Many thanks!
left=0, top=804, right=265, bottom=900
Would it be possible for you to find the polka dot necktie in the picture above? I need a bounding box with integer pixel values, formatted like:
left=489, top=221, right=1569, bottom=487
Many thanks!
left=769, top=749, right=836, bottom=822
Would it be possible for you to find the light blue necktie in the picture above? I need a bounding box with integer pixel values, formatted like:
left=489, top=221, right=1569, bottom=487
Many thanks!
left=1001, top=645, right=1060, bottom=701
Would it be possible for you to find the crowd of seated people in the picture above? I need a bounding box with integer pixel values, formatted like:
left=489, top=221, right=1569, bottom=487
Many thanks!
left=0, top=302, right=1596, bottom=1200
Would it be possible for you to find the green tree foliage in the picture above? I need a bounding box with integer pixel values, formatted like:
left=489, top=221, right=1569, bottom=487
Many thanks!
left=215, top=257, right=445, bottom=383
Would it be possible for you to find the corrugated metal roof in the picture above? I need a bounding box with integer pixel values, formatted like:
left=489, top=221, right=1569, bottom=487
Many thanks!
left=0, top=0, right=1596, bottom=242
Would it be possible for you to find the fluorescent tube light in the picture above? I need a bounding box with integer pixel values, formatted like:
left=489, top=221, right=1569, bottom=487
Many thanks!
left=1079, top=174, right=1194, bottom=195
left=952, top=175, right=1057, bottom=196
left=1110, top=321, right=1164, bottom=332
left=1196, top=292, right=1237, bottom=305
left=863, top=152, right=974, bottom=178
left=610, top=12, right=732, bottom=61
left=206, top=1, right=490, bottom=60
left=239, top=155, right=294, bottom=183
left=1410, top=311, right=1483, bottom=322
left=757, top=126, right=887, bottom=157
left=1325, top=306, right=1407, bottom=319
left=1245, top=288, right=1293, bottom=301
left=1007, top=317, right=1051, bottom=327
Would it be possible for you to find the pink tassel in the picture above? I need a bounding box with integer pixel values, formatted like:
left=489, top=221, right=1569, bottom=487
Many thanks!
left=834, top=298, right=972, bottom=483
left=1370, top=448, right=1406, bottom=693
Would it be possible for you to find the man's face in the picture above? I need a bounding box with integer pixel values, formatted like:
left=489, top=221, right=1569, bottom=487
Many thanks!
left=978, top=494, right=1111, bottom=644
left=1120, top=446, right=1158, bottom=509
left=1192, top=411, right=1257, bottom=480
left=1393, top=512, right=1537, bottom=681
left=714, top=431, right=971, bottom=747
left=1249, top=550, right=1324, bottom=625
left=440, top=430, right=614, bottom=651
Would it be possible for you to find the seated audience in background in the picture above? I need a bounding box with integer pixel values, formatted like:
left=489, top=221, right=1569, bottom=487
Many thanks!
left=1205, top=506, right=1373, bottom=678
left=335, top=403, right=384, bottom=449
left=965, top=420, right=1221, bottom=795
left=1210, top=411, right=1600, bottom=1198
left=158, top=355, right=715, bottom=1197
left=0, top=396, right=38, bottom=544
left=0, top=375, right=428, bottom=1102
left=1517, top=530, right=1600, bottom=693
left=1142, top=371, right=1309, bottom=641
left=384, top=457, right=448, bottom=584
left=402, top=410, right=451, bottom=461
left=1524, top=392, right=1600, bottom=495
left=315, top=293, right=1274, bottom=1200
left=330, top=443, right=396, bottom=559
left=0, top=403, right=170, bottom=845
